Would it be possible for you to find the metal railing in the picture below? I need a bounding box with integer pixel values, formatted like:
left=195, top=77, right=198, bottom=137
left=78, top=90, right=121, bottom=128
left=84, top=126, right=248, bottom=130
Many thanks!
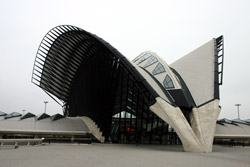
left=0, top=138, right=44, bottom=149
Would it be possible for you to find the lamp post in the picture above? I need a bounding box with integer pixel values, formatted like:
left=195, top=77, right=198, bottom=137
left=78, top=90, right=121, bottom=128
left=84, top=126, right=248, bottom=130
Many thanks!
left=44, top=101, right=48, bottom=113
left=235, top=104, right=241, bottom=119
left=22, top=109, right=25, bottom=115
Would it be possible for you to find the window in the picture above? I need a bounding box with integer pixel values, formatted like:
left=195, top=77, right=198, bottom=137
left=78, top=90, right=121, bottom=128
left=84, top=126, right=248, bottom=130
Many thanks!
left=113, top=111, right=136, bottom=118
left=152, top=63, right=165, bottom=75
left=163, top=74, right=174, bottom=89
left=137, top=53, right=152, bottom=65
left=133, top=52, right=145, bottom=63
left=144, top=56, right=158, bottom=68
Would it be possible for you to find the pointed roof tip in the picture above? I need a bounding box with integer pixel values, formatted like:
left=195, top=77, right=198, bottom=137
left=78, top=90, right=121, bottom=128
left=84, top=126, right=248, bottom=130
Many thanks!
left=20, top=112, right=36, bottom=120
left=216, top=35, right=223, bottom=41
left=51, top=113, right=65, bottom=121
left=169, top=36, right=224, bottom=106
left=36, top=113, right=51, bottom=120
left=0, top=111, right=7, bottom=116
left=5, top=112, right=22, bottom=119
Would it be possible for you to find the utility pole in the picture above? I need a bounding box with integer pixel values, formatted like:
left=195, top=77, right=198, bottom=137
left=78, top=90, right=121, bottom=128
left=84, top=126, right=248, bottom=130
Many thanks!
left=44, top=101, right=48, bottom=113
left=235, top=104, right=241, bottom=119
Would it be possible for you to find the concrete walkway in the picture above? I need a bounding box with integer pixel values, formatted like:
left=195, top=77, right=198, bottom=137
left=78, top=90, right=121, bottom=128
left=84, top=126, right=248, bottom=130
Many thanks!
left=0, top=144, right=250, bottom=167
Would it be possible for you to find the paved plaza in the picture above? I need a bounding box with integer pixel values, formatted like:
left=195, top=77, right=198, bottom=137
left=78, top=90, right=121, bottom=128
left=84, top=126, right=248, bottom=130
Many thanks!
left=0, top=144, right=250, bottom=167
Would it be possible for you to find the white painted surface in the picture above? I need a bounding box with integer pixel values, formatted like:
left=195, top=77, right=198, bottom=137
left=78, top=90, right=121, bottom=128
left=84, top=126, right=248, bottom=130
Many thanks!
left=0, top=116, right=89, bottom=132
left=170, top=39, right=215, bottom=106
left=81, top=116, right=105, bottom=143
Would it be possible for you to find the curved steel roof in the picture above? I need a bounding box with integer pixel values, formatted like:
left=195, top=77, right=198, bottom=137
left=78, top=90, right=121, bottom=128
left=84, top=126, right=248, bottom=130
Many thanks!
left=32, top=25, right=159, bottom=104
left=32, top=25, right=223, bottom=110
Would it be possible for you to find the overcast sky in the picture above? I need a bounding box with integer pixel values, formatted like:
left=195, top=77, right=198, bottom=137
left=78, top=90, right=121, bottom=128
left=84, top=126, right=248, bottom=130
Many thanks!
left=0, top=0, right=249, bottom=119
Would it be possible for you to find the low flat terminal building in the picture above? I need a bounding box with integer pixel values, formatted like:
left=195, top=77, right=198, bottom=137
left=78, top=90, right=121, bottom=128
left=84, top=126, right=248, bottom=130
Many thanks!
left=0, top=111, right=96, bottom=143
left=215, top=118, right=250, bottom=146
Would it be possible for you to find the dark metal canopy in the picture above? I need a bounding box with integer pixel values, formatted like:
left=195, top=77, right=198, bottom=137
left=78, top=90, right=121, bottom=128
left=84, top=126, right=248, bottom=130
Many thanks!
left=32, top=25, right=158, bottom=105
left=32, top=25, right=164, bottom=140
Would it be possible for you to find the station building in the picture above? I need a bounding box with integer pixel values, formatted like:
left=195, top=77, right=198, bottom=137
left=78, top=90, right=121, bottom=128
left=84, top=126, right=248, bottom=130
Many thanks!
left=29, top=25, right=224, bottom=152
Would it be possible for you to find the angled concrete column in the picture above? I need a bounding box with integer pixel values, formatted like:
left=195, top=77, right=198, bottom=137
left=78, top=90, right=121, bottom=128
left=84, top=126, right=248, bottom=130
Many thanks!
left=190, top=99, right=221, bottom=152
left=150, top=97, right=220, bottom=153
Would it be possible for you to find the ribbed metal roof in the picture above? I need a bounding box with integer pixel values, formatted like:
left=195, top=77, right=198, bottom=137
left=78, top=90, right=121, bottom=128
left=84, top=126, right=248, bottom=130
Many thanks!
left=32, top=25, right=159, bottom=104
left=32, top=25, right=93, bottom=102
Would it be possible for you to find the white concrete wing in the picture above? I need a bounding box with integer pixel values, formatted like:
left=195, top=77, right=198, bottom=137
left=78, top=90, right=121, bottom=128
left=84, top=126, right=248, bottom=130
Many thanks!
left=170, top=39, right=215, bottom=106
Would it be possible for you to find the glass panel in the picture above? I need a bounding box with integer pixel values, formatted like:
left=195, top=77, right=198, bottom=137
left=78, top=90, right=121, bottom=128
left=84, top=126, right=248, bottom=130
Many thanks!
left=137, top=53, right=152, bottom=65
left=163, top=74, right=174, bottom=88
left=152, top=63, right=166, bottom=75
left=143, top=56, right=158, bottom=68
left=109, top=61, right=179, bottom=145
left=113, top=111, right=136, bottom=118
left=132, top=52, right=146, bottom=63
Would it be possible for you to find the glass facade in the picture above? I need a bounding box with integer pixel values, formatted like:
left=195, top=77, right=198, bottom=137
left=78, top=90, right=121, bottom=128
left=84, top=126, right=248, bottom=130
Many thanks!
left=108, top=66, right=179, bottom=144
left=132, top=52, right=146, bottom=63
left=163, top=74, right=174, bottom=89
left=110, top=111, right=180, bottom=144
left=137, top=53, right=152, bottom=65
left=152, top=63, right=166, bottom=75
left=144, top=56, right=158, bottom=68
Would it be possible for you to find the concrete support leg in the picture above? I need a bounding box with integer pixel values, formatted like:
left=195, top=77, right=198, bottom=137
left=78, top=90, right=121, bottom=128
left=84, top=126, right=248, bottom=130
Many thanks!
left=150, top=97, right=220, bottom=153
left=190, top=99, right=221, bottom=152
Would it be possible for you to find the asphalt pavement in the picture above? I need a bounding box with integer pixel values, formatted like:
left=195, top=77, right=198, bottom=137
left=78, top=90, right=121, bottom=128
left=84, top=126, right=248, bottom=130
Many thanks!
left=0, top=143, right=250, bottom=167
